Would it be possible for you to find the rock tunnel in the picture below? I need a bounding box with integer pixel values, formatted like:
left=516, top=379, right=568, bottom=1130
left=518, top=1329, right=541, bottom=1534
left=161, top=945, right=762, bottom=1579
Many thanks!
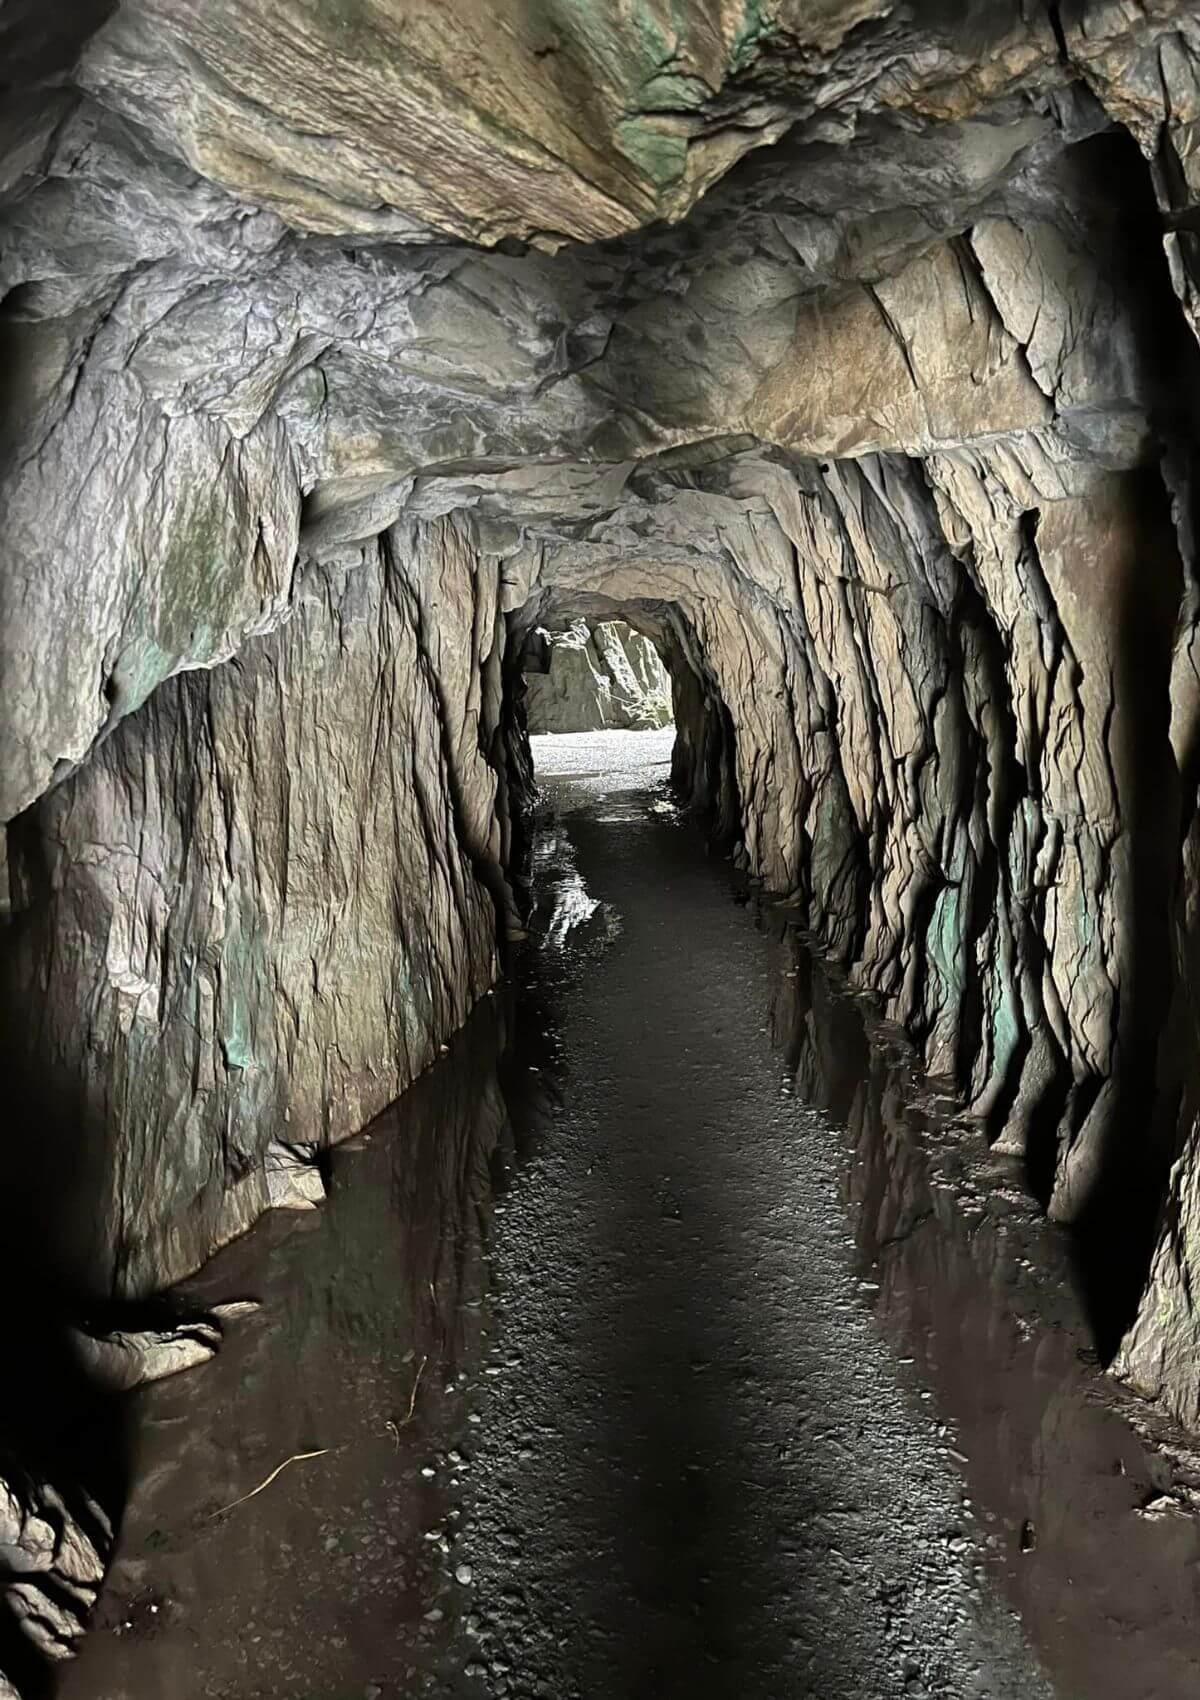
left=7, top=2, right=1200, bottom=1694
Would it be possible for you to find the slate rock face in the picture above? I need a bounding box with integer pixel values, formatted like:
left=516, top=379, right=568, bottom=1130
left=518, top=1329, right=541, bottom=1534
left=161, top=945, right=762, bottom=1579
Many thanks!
left=3, top=516, right=505, bottom=1302
left=525, top=620, right=672, bottom=735
left=0, top=1466, right=110, bottom=1671
left=6, top=14, right=1200, bottom=1641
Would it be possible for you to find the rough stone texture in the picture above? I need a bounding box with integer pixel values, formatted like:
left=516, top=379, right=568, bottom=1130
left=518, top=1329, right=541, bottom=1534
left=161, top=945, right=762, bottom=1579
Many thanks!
left=5, top=0, right=1200, bottom=1589
left=69, top=1316, right=221, bottom=1392
left=524, top=620, right=671, bottom=735
left=3, top=516, right=505, bottom=1304
left=0, top=1467, right=110, bottom=1670
left=1114, top=800, right=1200, bottom=1424
left=69, top=0, right=1070, bottom=250
left=264, top=1141, right=326, bottom=1211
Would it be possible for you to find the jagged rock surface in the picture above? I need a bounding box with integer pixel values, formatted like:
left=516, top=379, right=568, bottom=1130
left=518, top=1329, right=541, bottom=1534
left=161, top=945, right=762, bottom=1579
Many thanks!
left=524, top=620, right=672, bottom=735
left=69, top=1316, right=221, bottom=1392
left=0, top=1467, right=111, bottom=1671
left=3, top=516, right=505, bottom=1302
left=264, top=1141, right=327, bottom=1212
left=5, top=0, right=1200, bottom=1554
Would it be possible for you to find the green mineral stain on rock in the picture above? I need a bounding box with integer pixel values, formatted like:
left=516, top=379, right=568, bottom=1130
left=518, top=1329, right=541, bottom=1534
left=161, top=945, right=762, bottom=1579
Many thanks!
left=307, top=0, right=372, bottom=48
left=107, top=635, right=174, bottom=720
left=730, top=0, right=768, bottom=72
left=615, top=116, right=689, bottom=191
left=1076, top=882, right=1095, bottom=948
left=219, top=922, right=262, bottom=1074
left=158, top=499, right=241, bottom=650
left=220, top=1014, right=252, bottom=1073
left=928, top=884, right=966, bottom=997
left=629, top=1, right=672, bottom=72
left=639, top=70, right=710, bottom=111
left=989, top=973, right=1021, bottom=1073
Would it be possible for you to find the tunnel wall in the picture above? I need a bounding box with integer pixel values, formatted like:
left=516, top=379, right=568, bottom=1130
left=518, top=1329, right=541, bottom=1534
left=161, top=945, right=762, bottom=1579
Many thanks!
left=495, top=432, right=1194, bottom=1406
left=6, top=0, right=1200, bottom=1445
left=2, top=516, right=509, bottom=1301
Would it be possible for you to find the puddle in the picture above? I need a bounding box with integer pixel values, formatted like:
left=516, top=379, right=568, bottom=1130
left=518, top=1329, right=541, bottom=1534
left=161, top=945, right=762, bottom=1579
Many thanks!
left=56, top=733, right=1200, bottom=1700
left=531, top=833, right=601, bottom=950
left=60, top=997, right=530, bottom=1699
left=540, top=870, right=600, bottom=947
left=528, top=805, right=624, bottom=956
left=764, top=931, right=1200, bottom=1700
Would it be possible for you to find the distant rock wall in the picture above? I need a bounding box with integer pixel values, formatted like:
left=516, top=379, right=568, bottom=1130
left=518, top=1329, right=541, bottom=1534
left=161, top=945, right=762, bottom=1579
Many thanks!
left=524, top=620, right=671, bottom=735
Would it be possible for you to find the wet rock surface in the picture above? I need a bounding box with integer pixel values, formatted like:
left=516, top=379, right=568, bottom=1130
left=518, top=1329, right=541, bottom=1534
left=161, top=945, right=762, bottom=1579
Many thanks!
left=10, top=6, right=1200, bottom=1682
left=58, top=736, right=1200, bottom=1700
left=8, top=0, right=1200, bottom=1436
left=7, top=0, right=1196, bottom=1441
left=2, top=516, right=506, bottom=1302
left=0, top=1468, right=110, bottom=1678
left=68, top=1317, right=222, bottom=1394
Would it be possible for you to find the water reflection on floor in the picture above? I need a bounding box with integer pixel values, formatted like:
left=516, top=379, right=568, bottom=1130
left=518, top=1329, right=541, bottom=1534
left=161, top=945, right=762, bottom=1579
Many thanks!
left=62, top=729, right=1200, bottom=1700
left=60, top=996, right=526, bottom=1698
left=768, top=946, right=1200, bottom=1700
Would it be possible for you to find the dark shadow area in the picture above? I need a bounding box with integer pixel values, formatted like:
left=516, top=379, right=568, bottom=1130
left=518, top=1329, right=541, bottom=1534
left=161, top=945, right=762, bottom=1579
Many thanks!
left=942, top=559, right=1037, bottom=1142
left=567, top=802, right=758, bottom=1697
left=0, top=0, right=115, bottom=93
left=59, top=993, right=530, bottom=1699
left=666, top=634, right=741, bottom=853
left=45, top=728, right=1200, bottom=1700
left=1058, top=130, right=1200, bottom=1359
left=1073, top=464, right=1182, bottom=1359
left=762, top=920, right=1200, bottom=1700
left=395, top=533, right=525, bottom=945
left=494, top=735, right=1200, bottom=1699
left=0, top=817, right=137, bottom=1696
left=497, top=746, right=847, bottom=1698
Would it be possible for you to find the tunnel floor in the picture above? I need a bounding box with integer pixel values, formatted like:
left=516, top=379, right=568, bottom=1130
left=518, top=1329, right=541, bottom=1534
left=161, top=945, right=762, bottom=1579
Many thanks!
left=62, top=731, right=1200, bottom=1700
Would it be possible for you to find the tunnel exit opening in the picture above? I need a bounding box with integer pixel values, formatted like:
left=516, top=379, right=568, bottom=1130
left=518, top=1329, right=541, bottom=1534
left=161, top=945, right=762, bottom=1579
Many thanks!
left=505, top=594, right=744, bottom=904
left=522, top=617, right=674, bottom=739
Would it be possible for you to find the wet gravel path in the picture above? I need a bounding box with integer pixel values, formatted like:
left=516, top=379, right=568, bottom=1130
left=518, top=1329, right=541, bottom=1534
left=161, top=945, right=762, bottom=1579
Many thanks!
left=67, top=730, right=1200, bottom=1700
left=446, top=730, right=1050, bottom=1700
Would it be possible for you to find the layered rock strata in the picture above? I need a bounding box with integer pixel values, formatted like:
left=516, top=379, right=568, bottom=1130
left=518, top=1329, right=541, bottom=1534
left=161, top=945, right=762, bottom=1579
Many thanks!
left=3, top=517, right=506, bottom=1301
left=4, top=0, right=1200, bottom=1577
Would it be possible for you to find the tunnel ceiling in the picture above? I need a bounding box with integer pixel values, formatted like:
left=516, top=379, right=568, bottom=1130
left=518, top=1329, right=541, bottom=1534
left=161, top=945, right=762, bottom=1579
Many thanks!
left=6, top=0, right=1200, bottom=817
left=7, top=0, right=1200, bottom=1450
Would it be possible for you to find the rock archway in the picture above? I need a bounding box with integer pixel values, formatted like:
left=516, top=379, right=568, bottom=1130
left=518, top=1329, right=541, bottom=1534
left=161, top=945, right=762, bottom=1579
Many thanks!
left=8, top=8, right=1200, bottom=1673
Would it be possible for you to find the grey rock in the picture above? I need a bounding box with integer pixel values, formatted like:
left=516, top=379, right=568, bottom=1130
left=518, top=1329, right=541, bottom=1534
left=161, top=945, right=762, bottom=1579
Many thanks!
left=4, top=518, right=504, bottom=1300
left=264, top=1141, right=325, bottom=1212
left=0, top=1469, right=110, bottom=1676
left=525, top=621, right=671, bottom=735
left=69, top=1317, right=221, bottom=1392
left=1, top=0, right=1200, bottom=1551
